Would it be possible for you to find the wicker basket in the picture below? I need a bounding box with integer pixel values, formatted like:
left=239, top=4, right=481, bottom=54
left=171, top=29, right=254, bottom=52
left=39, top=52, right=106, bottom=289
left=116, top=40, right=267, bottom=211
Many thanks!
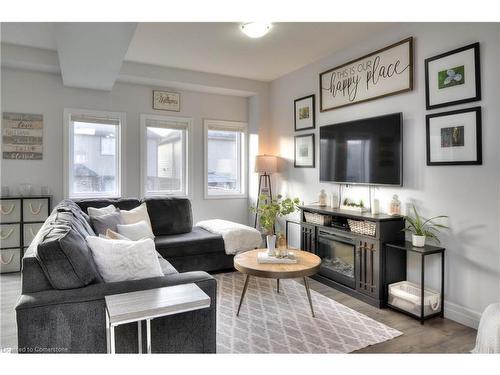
left=388, top=281, right=441, bottom=316
left=304, top=212, right=331, bottom=226
left=347, top=219, right=376, bottom=236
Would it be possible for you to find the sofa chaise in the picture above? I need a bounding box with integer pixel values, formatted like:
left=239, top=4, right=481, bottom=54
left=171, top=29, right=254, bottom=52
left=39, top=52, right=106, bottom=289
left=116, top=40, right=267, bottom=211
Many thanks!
left=16, top=197, right=233, bottom=353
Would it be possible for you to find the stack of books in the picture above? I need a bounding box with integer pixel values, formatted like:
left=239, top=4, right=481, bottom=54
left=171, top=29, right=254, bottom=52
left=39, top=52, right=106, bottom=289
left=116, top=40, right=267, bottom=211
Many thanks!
left=257, top=251, right=297, bottom=264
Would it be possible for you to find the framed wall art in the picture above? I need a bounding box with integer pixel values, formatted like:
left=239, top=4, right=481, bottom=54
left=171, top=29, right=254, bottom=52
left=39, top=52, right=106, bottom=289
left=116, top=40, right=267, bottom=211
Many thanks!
left=425, top=42, right=481, bottom=110
left=426, top=106, right=481, bottom=166
left=294, top=133, right=315, bottom=168
left=294, top=94, right=315, bottom=131
left=2, top=112, right=43, bottom=160
left=319, top=37, right=413, bottom=112
left=153, top=90, right=181, bottom=112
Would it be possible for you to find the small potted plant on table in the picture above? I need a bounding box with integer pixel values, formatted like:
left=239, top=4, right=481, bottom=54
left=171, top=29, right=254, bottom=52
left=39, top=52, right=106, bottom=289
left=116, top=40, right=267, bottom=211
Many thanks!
left=403, top=205, right=448, bottom=247
left=251, top=194, right=300, bottom=256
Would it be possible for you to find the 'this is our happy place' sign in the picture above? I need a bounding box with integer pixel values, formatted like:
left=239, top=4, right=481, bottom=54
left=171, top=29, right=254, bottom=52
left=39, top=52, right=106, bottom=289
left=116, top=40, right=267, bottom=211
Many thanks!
left=319, top=37, right=413, bottom=112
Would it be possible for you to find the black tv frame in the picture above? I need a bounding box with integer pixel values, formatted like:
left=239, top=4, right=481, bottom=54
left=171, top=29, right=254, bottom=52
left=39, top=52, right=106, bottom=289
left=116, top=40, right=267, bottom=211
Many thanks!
left=319, top=112, right=403, bottom=187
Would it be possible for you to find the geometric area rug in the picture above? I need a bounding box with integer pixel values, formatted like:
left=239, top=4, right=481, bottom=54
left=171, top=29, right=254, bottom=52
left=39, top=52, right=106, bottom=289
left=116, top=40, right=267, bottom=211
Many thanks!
left=214, top=272, right=402, bottom=353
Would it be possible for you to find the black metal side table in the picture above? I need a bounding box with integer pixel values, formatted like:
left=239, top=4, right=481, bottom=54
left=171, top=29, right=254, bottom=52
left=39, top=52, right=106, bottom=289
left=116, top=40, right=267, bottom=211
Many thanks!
left=385, top=241, right=445, bottom=325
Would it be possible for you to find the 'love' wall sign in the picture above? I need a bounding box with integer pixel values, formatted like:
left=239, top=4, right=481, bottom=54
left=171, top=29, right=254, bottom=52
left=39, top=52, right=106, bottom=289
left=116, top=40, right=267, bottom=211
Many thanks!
left=319, top=37, right=413, bottom=112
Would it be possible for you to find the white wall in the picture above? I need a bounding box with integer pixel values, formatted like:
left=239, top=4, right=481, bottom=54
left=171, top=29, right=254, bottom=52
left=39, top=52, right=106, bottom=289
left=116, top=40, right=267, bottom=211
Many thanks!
left=268, top=23, right=500, bottom=327
left=0, top=68, right=252, bottom=224
left=2, top=24, right=499, bottom=327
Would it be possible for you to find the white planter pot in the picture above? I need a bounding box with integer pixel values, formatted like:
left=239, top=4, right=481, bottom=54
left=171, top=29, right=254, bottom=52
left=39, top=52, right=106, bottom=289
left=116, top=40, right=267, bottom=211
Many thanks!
left=266, top=235, right=276, bottom=256
left=412, top=234, right=426, bottom=247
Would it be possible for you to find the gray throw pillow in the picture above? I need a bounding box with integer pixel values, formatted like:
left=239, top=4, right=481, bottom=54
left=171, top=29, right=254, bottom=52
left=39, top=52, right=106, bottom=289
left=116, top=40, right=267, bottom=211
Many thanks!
left=90, top=209, right=123, bottom=236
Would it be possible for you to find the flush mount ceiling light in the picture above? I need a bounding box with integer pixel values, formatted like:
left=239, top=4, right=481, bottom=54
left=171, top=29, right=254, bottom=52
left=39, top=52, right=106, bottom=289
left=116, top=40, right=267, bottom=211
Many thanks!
left=240, top=23, right=272, bottom=38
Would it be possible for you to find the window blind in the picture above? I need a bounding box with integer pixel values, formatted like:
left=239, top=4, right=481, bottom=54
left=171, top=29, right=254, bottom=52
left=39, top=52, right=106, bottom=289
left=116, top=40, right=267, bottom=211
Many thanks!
left=71, top=114, right=120, bottom=126
left=206, top=121, right=246, bottom=133
left=145, top=119, right=188, bottom=130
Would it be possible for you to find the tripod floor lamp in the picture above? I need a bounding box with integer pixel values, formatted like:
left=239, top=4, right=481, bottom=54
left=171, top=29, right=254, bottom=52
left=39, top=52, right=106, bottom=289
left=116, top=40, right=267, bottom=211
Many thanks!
left=254, top=154, right=278, bottom=228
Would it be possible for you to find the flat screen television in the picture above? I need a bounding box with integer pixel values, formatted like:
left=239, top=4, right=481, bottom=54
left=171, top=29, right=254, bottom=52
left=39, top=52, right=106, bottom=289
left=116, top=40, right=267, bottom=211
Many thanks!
left=320, top=113, right=402, bottom=186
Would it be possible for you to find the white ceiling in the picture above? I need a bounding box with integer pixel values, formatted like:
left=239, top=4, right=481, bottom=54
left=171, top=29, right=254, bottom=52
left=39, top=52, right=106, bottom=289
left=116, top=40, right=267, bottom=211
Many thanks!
left=125, top=23, right=392, bottom=81
left=55, top=23, right=137, bottom=90
left=1, top=22, right=393, bottom=82
left=1, top=22, right=57, bottom=50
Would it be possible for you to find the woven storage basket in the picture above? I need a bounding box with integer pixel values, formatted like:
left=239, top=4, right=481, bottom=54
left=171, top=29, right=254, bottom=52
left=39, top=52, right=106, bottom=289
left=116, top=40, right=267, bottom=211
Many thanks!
left=304, top=212, right=331, bottom=226
left=347, top=219, right=376, bottom=236
left=388, top=281, right=441, bottom=316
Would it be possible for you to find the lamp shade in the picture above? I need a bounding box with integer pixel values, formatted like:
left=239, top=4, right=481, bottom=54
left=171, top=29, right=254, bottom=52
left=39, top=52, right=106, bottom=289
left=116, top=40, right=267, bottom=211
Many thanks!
left=255, top=154, right=277, bottom=173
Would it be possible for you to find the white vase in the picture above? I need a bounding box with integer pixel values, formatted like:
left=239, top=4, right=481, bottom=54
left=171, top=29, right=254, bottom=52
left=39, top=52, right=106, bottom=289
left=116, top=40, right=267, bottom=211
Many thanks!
left=266, top=235, right=276, bottom=256
left=18, top=183, right=33, bottom=196
left=412, top=234, right=426, bottom=247
left=330, top=192, right=339, bottom=208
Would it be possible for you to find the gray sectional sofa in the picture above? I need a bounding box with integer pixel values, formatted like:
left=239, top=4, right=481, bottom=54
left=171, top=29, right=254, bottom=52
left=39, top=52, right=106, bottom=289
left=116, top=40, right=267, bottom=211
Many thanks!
left=16, top=197, right=234, bottom=353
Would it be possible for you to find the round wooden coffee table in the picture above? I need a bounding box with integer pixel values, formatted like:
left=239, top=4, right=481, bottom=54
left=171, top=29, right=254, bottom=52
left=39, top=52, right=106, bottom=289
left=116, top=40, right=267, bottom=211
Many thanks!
left=233, top=249, right=321, bottom=317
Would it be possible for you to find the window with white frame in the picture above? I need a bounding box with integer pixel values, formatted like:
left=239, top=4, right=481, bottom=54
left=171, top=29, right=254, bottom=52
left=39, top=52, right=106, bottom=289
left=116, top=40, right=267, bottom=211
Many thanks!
left=140, top=114, right=190, bottom=197
left=65, top=109, right=124, bottom=198
left=204, top=119, right=247, bottom=198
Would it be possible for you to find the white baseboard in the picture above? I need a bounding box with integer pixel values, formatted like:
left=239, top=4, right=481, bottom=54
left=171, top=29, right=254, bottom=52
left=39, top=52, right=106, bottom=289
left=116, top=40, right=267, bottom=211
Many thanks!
left=444, top=301, right=481, bottom=329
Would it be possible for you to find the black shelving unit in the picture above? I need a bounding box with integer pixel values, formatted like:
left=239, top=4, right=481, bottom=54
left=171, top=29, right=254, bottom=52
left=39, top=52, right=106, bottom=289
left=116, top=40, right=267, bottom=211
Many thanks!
left=385, top=241, right=445, bottom=324
left=1, top=195, right=52, bottom=273
left=298, top=205, right=405, bottom=308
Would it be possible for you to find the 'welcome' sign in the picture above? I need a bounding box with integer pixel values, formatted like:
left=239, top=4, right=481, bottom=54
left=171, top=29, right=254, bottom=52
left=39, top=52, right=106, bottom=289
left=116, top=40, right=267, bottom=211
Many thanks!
left=319, top=37, right=413, bottom=112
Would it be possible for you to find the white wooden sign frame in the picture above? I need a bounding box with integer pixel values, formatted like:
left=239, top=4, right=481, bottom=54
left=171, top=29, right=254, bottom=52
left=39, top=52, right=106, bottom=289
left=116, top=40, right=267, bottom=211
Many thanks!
left=153, top=90, right=181, bottom=112
left=319, top=37, right=413, bottom=112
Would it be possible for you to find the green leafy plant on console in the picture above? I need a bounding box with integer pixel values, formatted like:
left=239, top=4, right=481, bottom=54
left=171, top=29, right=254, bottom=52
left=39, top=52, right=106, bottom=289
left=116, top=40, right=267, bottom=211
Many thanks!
left=343, top=198, right=364, bottom=208
left=251, top=194, right=300, bottom=235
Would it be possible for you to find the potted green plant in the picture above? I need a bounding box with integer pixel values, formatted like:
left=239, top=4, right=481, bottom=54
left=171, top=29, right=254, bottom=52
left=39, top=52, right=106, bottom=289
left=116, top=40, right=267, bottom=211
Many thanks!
left=251, top=194, right=300, bottom=255
left=403, top=205, right=448, bottom=247
left=341, top=198, right=365, bottom=212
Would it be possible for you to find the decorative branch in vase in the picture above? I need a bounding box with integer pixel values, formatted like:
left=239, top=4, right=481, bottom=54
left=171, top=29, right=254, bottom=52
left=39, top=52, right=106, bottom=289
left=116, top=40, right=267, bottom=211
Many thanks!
left=251, top=194, right=300, bottom=256
left=403, top=205, right=448, bottom=247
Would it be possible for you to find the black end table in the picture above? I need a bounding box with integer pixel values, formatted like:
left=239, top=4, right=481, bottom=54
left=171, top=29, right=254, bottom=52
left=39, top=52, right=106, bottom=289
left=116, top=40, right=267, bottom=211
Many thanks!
left=385, top=241, right=445, bottom=324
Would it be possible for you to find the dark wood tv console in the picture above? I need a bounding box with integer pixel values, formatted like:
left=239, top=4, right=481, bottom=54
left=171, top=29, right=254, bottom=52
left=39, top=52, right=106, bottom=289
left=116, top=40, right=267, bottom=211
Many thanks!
left=299, top=205, right=406, bottom=308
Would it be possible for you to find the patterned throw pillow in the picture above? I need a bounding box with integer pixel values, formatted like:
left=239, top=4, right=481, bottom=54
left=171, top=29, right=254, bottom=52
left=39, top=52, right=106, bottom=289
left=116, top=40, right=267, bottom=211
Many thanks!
left=86, top=236, right=163, bottom=283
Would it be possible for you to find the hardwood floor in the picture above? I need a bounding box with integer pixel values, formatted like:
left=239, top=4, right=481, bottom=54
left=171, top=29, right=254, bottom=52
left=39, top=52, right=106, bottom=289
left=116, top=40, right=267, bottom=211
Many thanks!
left=1, top=273, right=20, bottom=351
left=0, top=272, right=477, bottom=353
left=306, top=278, right=477, bottom=353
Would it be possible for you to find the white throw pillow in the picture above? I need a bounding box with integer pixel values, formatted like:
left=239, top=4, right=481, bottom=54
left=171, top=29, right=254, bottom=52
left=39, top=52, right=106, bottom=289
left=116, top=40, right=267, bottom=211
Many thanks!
left=116, top=220, right=155, bottom=241
left=86, top=236, right=163, bottom=283
left=105, top=228, right=130, bottom=240
left=120, top=203, right=153, bottom=231
left=88, top=204, right=116, bottom=218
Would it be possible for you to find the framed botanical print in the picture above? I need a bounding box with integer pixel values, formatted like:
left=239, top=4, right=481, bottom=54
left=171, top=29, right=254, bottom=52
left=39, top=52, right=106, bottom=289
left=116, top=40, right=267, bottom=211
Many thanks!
left=426, top=107, right=482, bottom=166
left=153, top=90, right=181, bottom=112
left=425, top=43, right=481, bottom=110
left=294, top=95, right=315, bottom=131
left=294, top=134, right=315, bottom=168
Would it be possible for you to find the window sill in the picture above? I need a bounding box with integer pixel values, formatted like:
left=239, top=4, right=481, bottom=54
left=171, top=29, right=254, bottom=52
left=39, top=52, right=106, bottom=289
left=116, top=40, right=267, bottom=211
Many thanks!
left=69, top=194, right=121, bottom=200
left=144, top=192, right=189, bottom=199
left=204, top=194, right=248, bottom=200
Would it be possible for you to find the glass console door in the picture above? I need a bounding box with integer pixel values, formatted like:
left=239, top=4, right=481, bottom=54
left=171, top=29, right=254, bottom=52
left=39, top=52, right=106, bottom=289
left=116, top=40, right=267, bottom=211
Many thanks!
left=317, top=231, right=356, bottom=288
